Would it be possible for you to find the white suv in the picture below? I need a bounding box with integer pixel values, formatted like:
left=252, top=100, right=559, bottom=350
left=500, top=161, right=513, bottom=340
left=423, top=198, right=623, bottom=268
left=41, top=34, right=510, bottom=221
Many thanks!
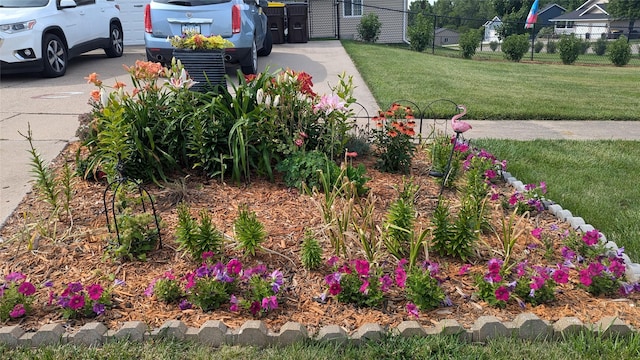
left=0, top=0, right=124, bottom=77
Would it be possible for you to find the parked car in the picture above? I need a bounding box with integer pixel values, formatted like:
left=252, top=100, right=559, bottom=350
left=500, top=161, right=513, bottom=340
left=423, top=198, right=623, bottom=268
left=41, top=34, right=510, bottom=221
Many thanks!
left=144, top=0, right=272, bottom=75
left=0, top=0, right=124, bottom=77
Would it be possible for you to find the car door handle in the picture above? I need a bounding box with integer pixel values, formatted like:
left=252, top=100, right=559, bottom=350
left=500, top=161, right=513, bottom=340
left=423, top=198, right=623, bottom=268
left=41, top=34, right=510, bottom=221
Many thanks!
left=134, top=4, right=143, bottom=7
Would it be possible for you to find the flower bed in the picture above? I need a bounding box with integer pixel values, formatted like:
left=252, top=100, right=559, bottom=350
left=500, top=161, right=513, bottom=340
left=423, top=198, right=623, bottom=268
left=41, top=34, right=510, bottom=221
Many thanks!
left=1, top=61, right=640, bottom=335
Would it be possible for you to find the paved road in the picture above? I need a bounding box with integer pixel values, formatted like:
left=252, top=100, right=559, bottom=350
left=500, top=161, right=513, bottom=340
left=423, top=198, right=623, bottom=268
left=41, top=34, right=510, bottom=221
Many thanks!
left=1, top=41, right=639, bottom=228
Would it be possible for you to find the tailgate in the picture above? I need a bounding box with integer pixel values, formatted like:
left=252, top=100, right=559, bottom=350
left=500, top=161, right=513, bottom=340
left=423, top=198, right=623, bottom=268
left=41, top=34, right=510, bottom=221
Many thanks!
left=150, top=1, right=234, bottom=39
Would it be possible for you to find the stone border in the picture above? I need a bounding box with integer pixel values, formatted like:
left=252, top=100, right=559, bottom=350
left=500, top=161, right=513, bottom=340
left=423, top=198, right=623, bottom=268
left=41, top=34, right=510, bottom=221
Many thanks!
left=2, top=168, right=639, bottom=349
left=0, top=314, right=636, bottom=348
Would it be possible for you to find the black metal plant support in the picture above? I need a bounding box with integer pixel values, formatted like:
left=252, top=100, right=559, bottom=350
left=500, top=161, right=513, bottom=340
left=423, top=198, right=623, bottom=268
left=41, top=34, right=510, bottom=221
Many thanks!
left=103, top=154, right=162, bottom=249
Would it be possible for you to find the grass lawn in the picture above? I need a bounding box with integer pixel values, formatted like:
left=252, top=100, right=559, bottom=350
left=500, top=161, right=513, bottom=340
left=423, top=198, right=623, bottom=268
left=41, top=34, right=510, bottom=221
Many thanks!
left=341, top=40, right=640, bottom=120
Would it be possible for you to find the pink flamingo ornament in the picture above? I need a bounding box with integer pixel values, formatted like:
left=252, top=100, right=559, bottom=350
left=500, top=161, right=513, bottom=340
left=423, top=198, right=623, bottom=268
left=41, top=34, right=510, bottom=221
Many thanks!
left=451, top=104, right=472, bottom=134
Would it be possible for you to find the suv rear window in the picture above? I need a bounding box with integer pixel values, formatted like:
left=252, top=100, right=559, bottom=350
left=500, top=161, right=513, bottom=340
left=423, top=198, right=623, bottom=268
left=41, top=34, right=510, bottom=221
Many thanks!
left=153, top=0, right=231, bottom=4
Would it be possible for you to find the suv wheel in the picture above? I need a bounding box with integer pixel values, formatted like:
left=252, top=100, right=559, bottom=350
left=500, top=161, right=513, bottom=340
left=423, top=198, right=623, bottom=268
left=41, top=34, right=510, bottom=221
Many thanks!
left=105, top=23, right=124, bottom=58
left=257, top=30, right=272, bottom=57
left=42, top=33, right=67, bottom=78
left=241, top=39, right=258, bottom=75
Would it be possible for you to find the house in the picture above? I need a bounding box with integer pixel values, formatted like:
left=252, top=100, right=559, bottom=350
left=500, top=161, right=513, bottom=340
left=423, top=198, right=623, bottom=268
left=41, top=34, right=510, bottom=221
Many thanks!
left=117, top=1, right=409, bottom=46
left=549, top=0, right=640, bottom=40
left=307, top=0, right=407, bottom=43
left=536, top=3, right=567, bottom=29
left=434, top=28, right=460, bottom=46
left=483, top=16, right=502, bottom=43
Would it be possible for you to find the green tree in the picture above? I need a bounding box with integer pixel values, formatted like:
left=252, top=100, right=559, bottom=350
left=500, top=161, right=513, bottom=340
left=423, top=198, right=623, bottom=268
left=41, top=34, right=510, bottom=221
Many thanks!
left=408, top=0, right=433, bottom=27
left=357, top=13, right=382, bottom=43
left=408, top=13, right=434, bottom=52
left=492, top=0, right=539, bottom=38
left=501, top=34, right=530, bottom=62
left=558, top=34, right=582, bottom=64
left=608, top=35, right=632, bottom=66
left=459, top=29, right=482, bottom=59
left=607, top=0, right=640, bottom=38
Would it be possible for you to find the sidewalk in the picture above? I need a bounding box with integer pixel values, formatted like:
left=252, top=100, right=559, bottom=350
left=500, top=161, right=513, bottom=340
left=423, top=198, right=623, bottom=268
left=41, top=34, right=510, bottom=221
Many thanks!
left=1, top=41, right=639, bottom=228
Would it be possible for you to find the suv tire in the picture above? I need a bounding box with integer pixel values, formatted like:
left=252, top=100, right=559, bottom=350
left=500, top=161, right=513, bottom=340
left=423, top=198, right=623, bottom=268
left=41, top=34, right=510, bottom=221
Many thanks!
left=42, top=33, right=67, bottom=78
left=257, top=30, right=272, bottom=57
left=241, top=38, right=258, bottom=75
left=105, top=23, right=124, bottom=58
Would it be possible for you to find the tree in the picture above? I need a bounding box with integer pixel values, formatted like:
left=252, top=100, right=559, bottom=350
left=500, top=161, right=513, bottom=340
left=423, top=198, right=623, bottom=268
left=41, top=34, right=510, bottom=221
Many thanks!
left=607, top=0, right=640, bottom=39
left=408, top=13, right=434, bottom=52
left=357, top=13, right=382, bottom=43
left=492, top=0, right=539, bottom=39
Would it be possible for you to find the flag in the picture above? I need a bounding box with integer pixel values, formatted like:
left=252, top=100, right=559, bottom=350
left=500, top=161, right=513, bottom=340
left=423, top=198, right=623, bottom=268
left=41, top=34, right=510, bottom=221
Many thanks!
left=525, top=0, right=539, bottom=29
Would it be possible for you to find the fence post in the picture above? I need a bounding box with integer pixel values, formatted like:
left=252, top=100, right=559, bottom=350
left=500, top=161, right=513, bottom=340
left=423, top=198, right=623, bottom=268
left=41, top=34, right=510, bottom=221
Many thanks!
left=432, top=14, right=437, bottom=55
left=530, top=25, right=535, bottom=61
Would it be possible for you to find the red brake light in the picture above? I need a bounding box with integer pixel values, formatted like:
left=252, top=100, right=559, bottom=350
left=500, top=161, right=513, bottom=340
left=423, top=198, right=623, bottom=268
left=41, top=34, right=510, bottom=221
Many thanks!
left=144, top=4, right=152, bottom=33
left=232, top=4, right=241, bottom=34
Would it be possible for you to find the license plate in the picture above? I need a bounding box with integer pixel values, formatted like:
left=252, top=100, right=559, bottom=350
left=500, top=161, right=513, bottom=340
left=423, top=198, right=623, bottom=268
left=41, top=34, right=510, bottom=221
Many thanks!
left=181, top=24, right=201, bottom=35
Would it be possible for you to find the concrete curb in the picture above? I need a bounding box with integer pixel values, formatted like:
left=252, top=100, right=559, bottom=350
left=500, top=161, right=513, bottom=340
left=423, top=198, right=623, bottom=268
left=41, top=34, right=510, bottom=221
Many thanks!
left=0, top=314, right=636, bottom=348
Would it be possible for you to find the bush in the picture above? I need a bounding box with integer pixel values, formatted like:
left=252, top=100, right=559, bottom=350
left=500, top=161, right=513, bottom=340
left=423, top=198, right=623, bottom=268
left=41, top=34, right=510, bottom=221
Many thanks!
left=534, top=41, right=544, bottom=53
left=558, top=34, right=581, bottom=64
left=408, top=13, right=432, bottom=52
left=579, top=39, right=591, bottom=54
left=459, top=29, right=481, bottom=59
left=593, top=38, right=607, bottom=56
left=357, top=13, right=382, bottom=43
left=501, top=34, right=530, bottom=62
left=546, top=40, right=557, bottom=54
left=489, top=41, right=499, bottom=52
left=608, top=36, right=632, bottom=66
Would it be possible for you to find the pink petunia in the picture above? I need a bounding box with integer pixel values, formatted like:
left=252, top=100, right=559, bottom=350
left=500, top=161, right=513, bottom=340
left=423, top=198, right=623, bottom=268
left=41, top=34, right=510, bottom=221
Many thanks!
left=495, top=286, right=510, bottom=302
left=68, top=294, right=85, bottom=310
left=226, top=259, right=243, bottom=275
left=87, top=284, right=104, bottom=301
left=406, top=303, right=419, bottom=318
left=329, top=282, right=341, bottom=296
left=9, top=304, right=26, bottom=318
left=582, top=229, right=600, bottom=246
left=359, top=280, right=370, bottom=295
left=18, top=282, right=36, bottom=296
left=531, top=228, right=543, bottom=240
left=552, top=267, right=569, bottom=284
left=579, top=269, right=593, bottom=287
left=395, top=267, right=407, bottom=288
left=458, top=264, right=471, bottom=275
left=354, top=259, right=370, bottom=277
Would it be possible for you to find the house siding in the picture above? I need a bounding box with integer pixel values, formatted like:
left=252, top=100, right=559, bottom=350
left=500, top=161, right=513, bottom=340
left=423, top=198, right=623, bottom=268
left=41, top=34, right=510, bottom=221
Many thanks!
left=338, top=0, right=406, bottom=43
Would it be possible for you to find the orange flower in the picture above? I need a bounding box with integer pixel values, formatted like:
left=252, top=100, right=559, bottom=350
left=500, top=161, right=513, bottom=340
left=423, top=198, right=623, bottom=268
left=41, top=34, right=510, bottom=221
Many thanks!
left=345, top=151, right=358, bottom=158
left=85, top=72, right=102, bottom=86
left=90, top=89, right=100, bottom=101
left=388, top=130, right=398, bottom=138
left=113, top=81, right=126, bottom=89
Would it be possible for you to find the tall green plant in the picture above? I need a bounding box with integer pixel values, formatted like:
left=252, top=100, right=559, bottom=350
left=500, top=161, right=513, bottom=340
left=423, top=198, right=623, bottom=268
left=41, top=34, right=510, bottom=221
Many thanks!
left=175, top=202, right=225, bottom=262
left=558, top=34, right=581, bottom=65
left=234, top=205, right=267, bottom=257
left=357, top=13, right=382, bottom=43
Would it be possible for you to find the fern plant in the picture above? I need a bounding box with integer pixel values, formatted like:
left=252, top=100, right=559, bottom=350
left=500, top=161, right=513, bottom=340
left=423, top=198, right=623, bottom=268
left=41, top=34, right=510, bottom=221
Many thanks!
left=234, top=204, right=266, bottom=256
left=300, top=230, right=322, bottom=270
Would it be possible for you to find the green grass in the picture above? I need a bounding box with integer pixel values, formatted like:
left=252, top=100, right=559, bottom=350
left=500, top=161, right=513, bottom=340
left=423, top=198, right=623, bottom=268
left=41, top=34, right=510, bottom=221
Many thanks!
left=474, top=140, right=640, bottom=261
left=2, top=332, right=640, bottom=359
left=341, top=41, right=640, bottom=120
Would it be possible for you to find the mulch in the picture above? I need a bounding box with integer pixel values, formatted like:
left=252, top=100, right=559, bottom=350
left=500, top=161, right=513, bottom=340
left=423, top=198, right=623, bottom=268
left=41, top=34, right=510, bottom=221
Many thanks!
left=1, top=141, right=639, bottom=335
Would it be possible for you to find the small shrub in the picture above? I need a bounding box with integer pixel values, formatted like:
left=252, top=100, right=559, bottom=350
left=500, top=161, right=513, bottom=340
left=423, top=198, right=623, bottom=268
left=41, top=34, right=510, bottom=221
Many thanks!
left=459, top=29, right=482, bottom=59
left=593, top=37, right=607, bottom=56
left=357, top=13, right=382, bottom=43
left=276, top=150, right=339, bottom=191
left=608, top=36, right=632, bottom=66
left=234, top=204, right=267, bottom=256
left=558, top=34, right=581, bottom=64
left=501, top=34, right=530, bottom=62
left=300, top=230, right=323, bottom=270
left=534, top=41, right=544, bottom=53
left=404, top=264, right=446, bottom=310
left=175, top=203, right=225, bottom=262
left=489, top=41, right=499, bottom=52
left=152, top=272, right=184, bottom=304
left=546, top=40, right=557, bottom=54
left=579, top=39, right=591, bottom=54
left=108, top=212, right=159, bottom=261
left=324, top=258, right=384, bottom=307
left=408, top=13, right=432, bottom=52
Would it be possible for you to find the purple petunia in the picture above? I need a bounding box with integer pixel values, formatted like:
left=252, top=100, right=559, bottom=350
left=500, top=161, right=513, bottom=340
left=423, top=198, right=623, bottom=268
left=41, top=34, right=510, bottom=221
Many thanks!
left=68, top=294, right=85, bottom=310
left=92, top=303, right=106, bottom=315
left=87, top=284, right=103, bottom=301
left=5, top=272, right=26, bottom=282
left=9, top=304, right=26, bottom=318
left=178, top=299, right=192, bottom=311
left=495, top=286, right=510, bottom=302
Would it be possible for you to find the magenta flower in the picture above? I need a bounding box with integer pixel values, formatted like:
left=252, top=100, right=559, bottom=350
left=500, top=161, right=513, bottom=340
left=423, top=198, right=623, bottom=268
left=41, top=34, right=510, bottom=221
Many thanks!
left=261, top=296, right=278, bottom=311
left=249, top=301, right=261, bottom=316
left=9, top=304, right=26, bottom=318
left=395, top=266, right=407, bottom=288
left=495, top=286, right=510, bottom=302
left=226, top=259, right=243, bottom=275
left=458, top=264, right=471, bottom=275
left=144, top=279, right=157, bottom=297
left=487, top=258, right=503, bottom=274
left=87, top=284, right=103, bottom=301
left=18, top=281, right=36, bottom=296
left=406, top=302, right=419, bottom=318
left=294, top=138, right=304, bottom=147
left=184, top=272, right=195, bottom=290
left=582, top=229, right=600, bottom=246
left=163, top=271, right=176, bottom=280
left=359, top=280, right=370, bottom=295
left=552, top=267, right=569, bottom=284
left=327, top=256, right=339, bottom=267
left=530, top=276, right=546, bottom=290
left=539, top=182, right=547, bottom=194
left=229, top=295, right=239, bottom=312
left=201, top=251, right=215, bottom=261
left=531, top=228, right=543, bottom=240
left=579, top=269, right=593, bottom=287
left=68, top=294, right=85, bottom=310
left=609, top=259, right=626, bottom=278
left=561, top=246, right=576, bottom=261
left=5, top=272, right=26, bottom=282
left=329, top=282, right=341, bottom=296
left=354, top=259, right=370, bottom=277
left=484, top=169, right=496, bottom=180
left=490, top=192, right=500, bottom=201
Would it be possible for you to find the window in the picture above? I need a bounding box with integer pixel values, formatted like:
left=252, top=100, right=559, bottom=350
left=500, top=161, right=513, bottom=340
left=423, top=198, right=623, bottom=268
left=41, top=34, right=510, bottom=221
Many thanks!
left=344, top=0, right=363, bottom=17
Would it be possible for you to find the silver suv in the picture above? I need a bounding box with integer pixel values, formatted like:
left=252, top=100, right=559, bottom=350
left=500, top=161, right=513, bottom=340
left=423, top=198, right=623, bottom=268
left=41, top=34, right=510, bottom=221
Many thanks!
left=144, top=0, right=272, bottom=75
left=0, top=0, right=124, bottom=77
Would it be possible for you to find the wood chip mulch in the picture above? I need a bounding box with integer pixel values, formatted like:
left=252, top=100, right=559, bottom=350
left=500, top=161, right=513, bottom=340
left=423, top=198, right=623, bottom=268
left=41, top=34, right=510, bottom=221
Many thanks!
left=1, top=141, right=639, bottom=335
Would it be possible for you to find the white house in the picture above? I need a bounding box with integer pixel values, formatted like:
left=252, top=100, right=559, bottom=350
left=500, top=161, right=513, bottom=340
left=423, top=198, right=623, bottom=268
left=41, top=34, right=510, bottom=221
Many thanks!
left=483, top=16, right=502, bottom=43
left=549, top=0, right=640, bottom=39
